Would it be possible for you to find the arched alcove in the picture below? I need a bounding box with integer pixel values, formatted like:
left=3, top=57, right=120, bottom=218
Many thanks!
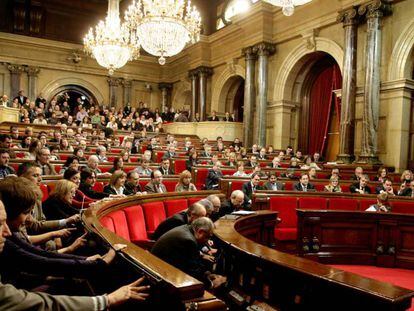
left=218, top=75, right=245, bottom=121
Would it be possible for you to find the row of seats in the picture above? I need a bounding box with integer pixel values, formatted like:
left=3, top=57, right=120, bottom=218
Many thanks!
left=268, top=196, right=414, bottom=242
left=99, top=197, right=203, bottom=245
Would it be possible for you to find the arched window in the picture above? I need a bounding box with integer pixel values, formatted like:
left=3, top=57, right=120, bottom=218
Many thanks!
left=217, top=0, right=260, bottom=30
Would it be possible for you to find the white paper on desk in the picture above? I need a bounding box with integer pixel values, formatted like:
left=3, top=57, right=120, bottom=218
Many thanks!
left=231, top=211, right=256, bottom=215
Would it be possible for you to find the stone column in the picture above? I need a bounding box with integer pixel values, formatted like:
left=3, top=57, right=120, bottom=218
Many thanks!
left=189, top=70, right=198, bottom=121
left=7, top=64, right=25, bottom=99
left=159, top=83, right=173, bottom=112
left=198, top=67, right=213, bottom=121
left=26, top=66, right=40, bottom=101
left=357, top=0, right=391, bottom=163
left=107, top=77, right=120, bottom=108
left=121, top=79, right=132, bottom=107
left=336, top=7, right=359, bottom=163
left=242, top=46, right=257, bottom=148
left=254, top=42, right=275, bottom=148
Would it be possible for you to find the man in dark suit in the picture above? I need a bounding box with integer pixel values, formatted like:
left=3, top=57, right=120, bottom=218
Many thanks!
left=242, top=173, right=262, bottom=204
left=294, top=173, right=316, bottom=192
left=350, top=166, right=364, bottom=181
left=163, top=145, right=176, bottom=159
left=400, top=180, right=414, bottom=197
left=258, top=148, right=267, bottom=160
left=264, top=173, right=285, bottom=191
left=14, top=90, right=27, bottom=106
left=79, top=169, right=109, bottom=199
left=207, top=110, right=220, bottom=121
left=205, top=161, right=223, bottom=190
left=223, top=112, right=234, bottom=122
left=144, top=170, right=167, bottom=193
left=124, top=171, right=144, bottom=195
left=375, top=179, right=396, bottom=196
left=151, top=217, right=226, bottom=288
left=152, top=202, right=206, bottom=240
left=201, top=145, right=213, bottom=158
left=245, top=155, right=258, bottom=168
left=213, top=190, right=246, bottom=221
left=158, top=158, right=174, bottom=175
left=350, top=174, right=371, bottom=194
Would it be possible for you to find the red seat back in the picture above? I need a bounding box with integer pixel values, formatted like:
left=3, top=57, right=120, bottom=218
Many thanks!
left=107, top=210, right=130, bottom=241
left=359, top=199, right=377, bottom=211
left=269, top=197, right=298, bottom=228
left=329, top=198, right=359, bottom=211
left=173, top=159, right=187, bottom=174
left=39, top=184, right=49, bottom=202
left=100, top=216, right=115, bottom=232
left=142, top=202, right=167, bottom=234
left=391, top=201, right=414, bottom=214
left=230, top=181, right=245, bottom=192
left=164, top=199, right=188, bottom=217
left=123, top=205, right=148, bottom=242
left=298, top=197, right=328, bottom=210
left=92, top=181, right=104, bottom=193
left=163, top=181, right=176, bottom=192
left=188, top=197, right=202, bottom=206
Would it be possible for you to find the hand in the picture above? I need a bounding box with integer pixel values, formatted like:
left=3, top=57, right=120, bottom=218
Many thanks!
left=208, top=274, right=227, bottom=289
left=202, top=254, right=215, bottom=263
left=107, top=277, right=150, bottom=307
left=86, top=254, right=102, bottom=261
left=69, top=233, right=87, bottom=251
left=400, top=183, right=406, bottom=190
left=102, top=244, right=127, bottom=264
left=66, top=214, right=81, bottom=225
left=54, top=228, right=76, bottom=238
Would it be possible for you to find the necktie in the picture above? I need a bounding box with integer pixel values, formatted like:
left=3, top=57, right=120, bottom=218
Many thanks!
left=303, top=185, right=307, bottom=192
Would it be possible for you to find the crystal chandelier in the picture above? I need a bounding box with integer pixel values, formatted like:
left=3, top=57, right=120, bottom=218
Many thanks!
left=262, top=0, right=312, bottom=16
left=83, top=0, right=140, bottom=75
left=125, top=0, right=201, bottom=65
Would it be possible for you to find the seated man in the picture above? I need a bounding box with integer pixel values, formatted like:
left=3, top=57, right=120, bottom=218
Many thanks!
left=0, top=149, right=16, bottom=179
left=205, top=161, right=223, bottom=190
left=264, top=173, right=284, bottom=191
left=144, top=170, right=167, bottom=193
left=96, top=145, right=108, bottom=163
left=151, top=217, right=226, bottom=288
left=366, top=192, right=391, bottom=212
left=79, top=169, right=109, bottom=200
left=163, top=145, right=176, bottom=159
left=135, top=159, right=152, bottom=176
left=258, top=148, right=267, bottom=160
left=375, top=178, right=396, bottom=196
left=350, top=174, right=371, bottom=194
left=351, top=166, right=364, bottom=181
left=245, top=155, right=258, bottom=168
left=36, top=147, right=57, bottom=176
left=85, top=155, right=109, bottom=177
left=201, top=145, right=212, bottom=158
left=124, top=171, right=144, bottom=195
left=294, top=173, right=316, bottom=192
left=207, top=110, right=220, bottom=121
left=214, top=190, right=246, bottom=220
left=158, top=158, right=174, bottom=175
left=400, top=180, right=414, bottom=197
left=242, top=173, right=262, bottom=204
left=152, top=202, right=206, bottom=240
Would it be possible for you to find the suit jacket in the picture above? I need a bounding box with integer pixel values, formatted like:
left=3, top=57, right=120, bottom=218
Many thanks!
left=293, top=182, right=316, bottom=192
left=103, top=185, right=124, bottom=195
left=152, top=211, right=188, bottom=240
left=350, top=182, right=371, bottom=194
left=375, top=185, right=396, bottom=195
left=144, top=181, right=167, bottom=193
left=79, top=183, right=109, bottom=200
left=205, top=169, right=223, bottom=190
left=42, top=196, right=79, bottom=221
left=151, top=225, right=207, bottom=282
left=158, top=166, right=174, bottom=175
left=400, top=187, right=413, bottom=197
left=258, top=154, right=267, bottom=160
left=212, top=199, right=249, bottom=221
left=14, top=95, right=27, bottom=106
left=163, top=152, right=175, bottom=159
left=124, top=182, right=143, bottom=195
left=264, top=181, right=285, bottom=191
left=223, top=116, right=234, bottom=122
left=242, top=182, right=263, bottom=201
left=207, top=116, right=220, bottom=121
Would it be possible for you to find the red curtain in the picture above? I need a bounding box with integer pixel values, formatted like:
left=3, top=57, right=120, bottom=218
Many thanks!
left=308, top=63, right=342, bottom=155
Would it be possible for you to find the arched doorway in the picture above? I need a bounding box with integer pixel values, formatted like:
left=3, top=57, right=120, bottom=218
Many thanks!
left=293, top=52, right=342, bottom=160
left=51, top=85, right=98, bottom=112
left=219, top=75, right=245, bottom=121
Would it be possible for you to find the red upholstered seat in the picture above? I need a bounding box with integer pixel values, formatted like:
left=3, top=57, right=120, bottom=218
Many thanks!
left=329, top=198, right=359, bottom=211
left=194, top=168, right=209, bottom=189
left=359, top=199, right=377, bottom=211
left=123, top=205, right=149, bottom=242
left=314, top=184, right=325, bottom=192
left=284, top=182, right=294, bottom=191
left=222, top=169, right=237, bottom=176
left=230, top=181, right=245, bottom=192
left=298, top=197, right=328, bottom=210
left=163, top=181, right=177, bottom=192
left=54, top=164, right=62, bottom=173
left=100, top=216, right=115, bottom=232
left=107, top=210, right=130, bottom=241
left=124, top=166, right=135, bottom=173
left=39, top=184, right=49, bottom=202
left=341, top=185, right=350, bottom=192
left=156, top=151, right=165, bottom=163
left=10, top=163, right=19, bottom=172
left=391, top=201, right=414, bottom=214
left=173, top=159, right=187, bottom=174
left=188, top=197, right=202, bottom=206
left=100, top=166, right=111, bottom=173
left=142, top=201, right=167, bottom=235
left=164, top=199, right=188, bottom=217
left=92, top=181, right=104, bottom=193
left=59, top=154, right=69, bottom=160
left=269, top=197, right=298, bottom=241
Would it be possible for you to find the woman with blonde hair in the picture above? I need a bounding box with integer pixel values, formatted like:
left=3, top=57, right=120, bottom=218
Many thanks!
left=175, top=170, right=197, bottom=192
left=104, top=170, right=127, bottom=195
left=43, top=179, right=78, bottom=220
left=324, top=176, right=342, bottom=193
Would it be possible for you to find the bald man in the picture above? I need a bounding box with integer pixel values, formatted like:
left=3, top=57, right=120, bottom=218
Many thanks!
left=214, top=190, right=247, bottom=220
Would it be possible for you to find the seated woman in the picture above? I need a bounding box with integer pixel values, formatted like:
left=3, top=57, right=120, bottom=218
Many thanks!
left=73, top=147, right=86, bottom=162
left=226, top=152, right=237, bottom=167
left=374, top=166, right=388, bottom=182
left=59, top=156, right=80, bottom=174
left=18, top=136, right=32, bottom=149
left=43, top=180, right=79, bottom=220
left=324, top=177, right=342, bottom=193
left=186, top=150, right=199, bottom=172
left=289, top=157, right=300, bottom=169
left=79, top=169, right=109, bottom=200
left=108, top=157, right=124, bottom=174
left=175, top=170, right=197, bottom=192
left=60, top=138, right=73, bottom=152
left=25, top=139, right=42, bottom=160
left=267, top=156, right=281, bottom=168
left=103, top=170, right=127, bottom=195
left=120, top=149, right=131, bottom=164
left=366, top=192, right=391, bottom=212
left=233, top=161, right=249, bottom=177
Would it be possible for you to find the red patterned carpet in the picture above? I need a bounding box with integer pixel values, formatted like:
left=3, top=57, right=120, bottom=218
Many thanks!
left=332, top=265, right=414, bottom=310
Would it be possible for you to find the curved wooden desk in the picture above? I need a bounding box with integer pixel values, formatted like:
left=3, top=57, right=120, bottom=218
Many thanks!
left=214, top=211, right=414, bottom=310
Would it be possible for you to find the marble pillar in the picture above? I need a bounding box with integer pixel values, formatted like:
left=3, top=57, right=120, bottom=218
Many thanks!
left=189, top=70, right=198, bottom=121
left=357, top=0, right=391, bottom=163
left=336, top=7, right=359, bottom=163
left=242, top=46, right=257, bottom=148
left=159, top=83, right=173, bottom=112
left=108, top=77, right=120, bottom=108
left=26, top=66, right=40, bottom=101
left=254, top=42, right=275, bottom=148
left=7, top=64, right=25, bottom=99
left=198, top=67, right=213, bottom=121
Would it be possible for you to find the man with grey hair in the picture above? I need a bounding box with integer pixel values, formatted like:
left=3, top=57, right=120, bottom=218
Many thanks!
left=152, top=202, right=206, bottom=240
left=151, top=217, right=226, bottom=288
left=214, top=190, right=246, bottom=220
left=87, top=155, right=102, bottom=175
left=96, top=145, right=108, bottom=162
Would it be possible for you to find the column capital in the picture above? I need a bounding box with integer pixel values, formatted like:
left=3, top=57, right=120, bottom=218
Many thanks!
left=242, top=46, right=257, bottom=61
left=121, top=79, right=133, bottom=88
left=358, top=0, right=392, bottom=19
left=26, top=66, right=40, bottom=77
left=107, top=77, right=121, bottom=87
left=188, top=69, right=199, bottom=79
left=337, top=6, right=360, bottom=26
left=7, top=64, right=25, bottom=74
left=158, top=82, right=173, bottom=91
left=253, top=42, right=276, bottom=57
left=197, top=66, right=214, bottom=77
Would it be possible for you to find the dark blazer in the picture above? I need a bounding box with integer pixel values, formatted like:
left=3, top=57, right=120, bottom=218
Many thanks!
left=205, top=169, right=223, bottom=190
left=375, top=185, right=396, bottom=195
left=42, top=196, right=79, bottom=220
left=212, top=199, right=249, bottom=221
left=103, top=185, right=122, bottom=195
left=400, top=188, right=413, bottom=197
left=242, top=182, right=261, bottom=201
left=200, top=152, right=212, bottom=158
left=151, top=225, right=207, bottom=282
left=158, top=166, right=174, bottom=175
left=163, top=151, right=175, bottom=159
left=207, top=116, right=220, bottom=121
left=14, top=95, right=28, bottom=106
left=124, top=182, right=143, bottom=195
left=350, top=182, right=371, bottom=194
left=223, top=116, right=234, bottom=122
left=186, top=159, right=198, bottom=171
left=144, top=181, right=167, bottom=193
left=264, top=181, right=285, bottom=191
left=152, top=211, right=188, bottom=240
left=257, top=154, right=267, bottom=160
left=293, top=182, right=316, bottom=192
left=79, top=183, right=109, bottom=200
